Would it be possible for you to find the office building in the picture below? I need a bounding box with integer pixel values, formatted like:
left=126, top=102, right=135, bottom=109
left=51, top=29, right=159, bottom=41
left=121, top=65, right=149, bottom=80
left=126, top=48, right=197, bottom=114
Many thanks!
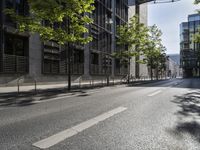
left=0, top=0, right=148, bottom=85
left=180, top=14, right=200, bottom=77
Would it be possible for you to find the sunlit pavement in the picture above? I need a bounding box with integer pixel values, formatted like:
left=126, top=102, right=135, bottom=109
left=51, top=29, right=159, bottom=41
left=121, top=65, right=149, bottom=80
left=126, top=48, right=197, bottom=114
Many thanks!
left=1, top=78, right=200, bottom=150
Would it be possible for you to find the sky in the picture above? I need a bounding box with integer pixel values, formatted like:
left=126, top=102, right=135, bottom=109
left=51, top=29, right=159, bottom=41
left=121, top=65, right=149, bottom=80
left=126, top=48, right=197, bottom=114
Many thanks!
left=148, top=0, right=199, bottom=54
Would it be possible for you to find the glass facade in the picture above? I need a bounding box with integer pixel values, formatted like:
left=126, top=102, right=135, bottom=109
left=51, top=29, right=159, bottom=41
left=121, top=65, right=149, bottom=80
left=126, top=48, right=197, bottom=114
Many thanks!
left=180, top=14, right=200, bottom=77
left=90, top=0, right=128, bottom=75
left=0, top=0, right=29, bottom=74
left=0, top=0, right=130, bottom=76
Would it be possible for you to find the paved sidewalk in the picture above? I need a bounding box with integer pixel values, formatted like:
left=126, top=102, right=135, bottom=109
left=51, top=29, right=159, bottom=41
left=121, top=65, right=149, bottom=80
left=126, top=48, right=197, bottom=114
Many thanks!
left=0, top=79, right=124, bottom=108
left=0, top=77, right=155, bottom=94
left=0, top=77, right=164, bottom=95
left=0, top=80, right=121, bottom=94
left=0, top=79, right=167, bottom=108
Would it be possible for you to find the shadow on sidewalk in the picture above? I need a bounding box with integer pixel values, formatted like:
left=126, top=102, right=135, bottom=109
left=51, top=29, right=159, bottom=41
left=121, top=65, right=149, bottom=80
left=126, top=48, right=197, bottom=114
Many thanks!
left=0, top=87, right=95, bottom=107
left=0, top=79, right=170, bottom=108
left=167, top=90, right=200, bottom=143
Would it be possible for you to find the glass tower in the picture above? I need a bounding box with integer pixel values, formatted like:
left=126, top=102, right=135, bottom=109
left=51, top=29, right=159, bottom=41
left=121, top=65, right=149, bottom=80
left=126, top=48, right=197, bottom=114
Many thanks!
left=180, top=14, right=200, bottom=77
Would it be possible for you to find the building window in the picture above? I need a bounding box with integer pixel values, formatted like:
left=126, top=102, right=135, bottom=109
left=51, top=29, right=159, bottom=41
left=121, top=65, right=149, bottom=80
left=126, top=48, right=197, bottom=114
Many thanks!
left=5, top=0, right=29, bottom=25
left=5, top=33, right=27, bottom=56
left=5, top=0, right=14, bottom=8
left=3, top=33, right=28, bottom=73
left=43, top=41, right=60, bottom=74
left=91, top=53, right=99, bottom=65
left=73, top=50, right=84, bottom=64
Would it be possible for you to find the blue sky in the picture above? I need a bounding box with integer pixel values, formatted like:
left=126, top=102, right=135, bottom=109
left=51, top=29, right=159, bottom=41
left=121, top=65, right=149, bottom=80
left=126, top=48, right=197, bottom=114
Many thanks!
left=148, top=0, right=199, bottom=54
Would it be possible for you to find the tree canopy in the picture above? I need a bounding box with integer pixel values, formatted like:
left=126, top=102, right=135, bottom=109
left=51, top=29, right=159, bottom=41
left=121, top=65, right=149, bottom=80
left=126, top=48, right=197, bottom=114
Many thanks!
left=5, top=0, right=95, bottom=45
left=143, top=25, right=166, bottom=79
left=113, top=17, right=167, bottom=79
left=113, top=15, right=149, bottom=61
left=194, top=0, right=200, bottom=4
left=193, top=0, right=200, bottom=42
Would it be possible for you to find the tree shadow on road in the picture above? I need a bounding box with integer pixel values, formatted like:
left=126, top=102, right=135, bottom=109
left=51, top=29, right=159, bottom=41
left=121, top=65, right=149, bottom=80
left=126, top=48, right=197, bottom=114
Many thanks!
left=169, top=90, right=200, bottom=142
left=0, top=88, right=92, bottom=108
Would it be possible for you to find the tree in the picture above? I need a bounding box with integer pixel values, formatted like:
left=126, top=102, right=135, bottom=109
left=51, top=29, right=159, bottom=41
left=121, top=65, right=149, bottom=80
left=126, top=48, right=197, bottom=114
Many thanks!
left=5, top=0, right=95, bottom=90
left=143, top=25, right=166, bottom=80
left=113, top=15, right=149, bottom=83
left=194, top=0, right=200, bottom=4
left=193, top=0, right=200, bottom=42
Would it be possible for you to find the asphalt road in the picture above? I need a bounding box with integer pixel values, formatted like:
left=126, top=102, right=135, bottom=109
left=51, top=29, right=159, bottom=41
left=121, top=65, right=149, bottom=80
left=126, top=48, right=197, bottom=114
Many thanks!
left=1, top=78, right=200, bottom=150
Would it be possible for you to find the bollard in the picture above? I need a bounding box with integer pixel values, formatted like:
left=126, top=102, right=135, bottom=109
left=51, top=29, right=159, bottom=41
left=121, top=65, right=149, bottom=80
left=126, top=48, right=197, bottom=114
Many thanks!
left=35, top=81, right=37, bottom=94
left=17, top=78, right=23, bottom=95
left=18, top=84, right=20, bottom=95
left=79, top=78, right=81, bottom=88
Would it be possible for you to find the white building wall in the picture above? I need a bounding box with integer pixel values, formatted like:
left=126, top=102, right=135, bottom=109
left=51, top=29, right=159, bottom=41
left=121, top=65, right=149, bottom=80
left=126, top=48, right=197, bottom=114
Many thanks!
left=128, top=0, right=148, bottom=77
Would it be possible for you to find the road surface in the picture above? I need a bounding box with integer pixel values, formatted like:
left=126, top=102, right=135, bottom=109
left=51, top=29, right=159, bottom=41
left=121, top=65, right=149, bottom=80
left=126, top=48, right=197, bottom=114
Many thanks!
left=0, top=78, right=200, bottom=150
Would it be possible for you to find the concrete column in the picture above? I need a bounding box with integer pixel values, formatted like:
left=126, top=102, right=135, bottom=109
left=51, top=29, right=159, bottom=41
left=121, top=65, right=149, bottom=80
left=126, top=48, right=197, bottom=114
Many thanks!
left=29, top=34, right=42, bottom=79
left=83, top=25, right=90, bottom=78
left=128, top=0, right=136, bottom=77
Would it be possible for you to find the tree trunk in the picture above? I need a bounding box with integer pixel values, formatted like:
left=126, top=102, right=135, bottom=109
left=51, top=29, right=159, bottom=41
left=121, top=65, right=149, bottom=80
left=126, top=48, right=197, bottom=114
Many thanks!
left=68, top=44, right=72, bottom=91
left=156, top=66, right=158, bottom=80
left=127, top=57, right=130, bottom=84
left=150, top=57, right=153, bottom=81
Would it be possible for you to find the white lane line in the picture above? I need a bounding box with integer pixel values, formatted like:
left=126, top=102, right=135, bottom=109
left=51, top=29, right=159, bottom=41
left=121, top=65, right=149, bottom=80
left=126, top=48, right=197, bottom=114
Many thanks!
left=148, top=90, right=162, bottom=97
left=32, top=106, right=127, bottom=149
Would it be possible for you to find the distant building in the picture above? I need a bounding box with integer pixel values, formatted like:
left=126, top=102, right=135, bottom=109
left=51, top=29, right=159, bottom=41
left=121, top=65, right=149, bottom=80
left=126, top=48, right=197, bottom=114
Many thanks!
left=168, top=54, right=180, bottom=65
left=167, top=54, right=182, bottom=78
left=166, top=56, right=181, bottom=78
left=180, top=14, right=200, bottom=78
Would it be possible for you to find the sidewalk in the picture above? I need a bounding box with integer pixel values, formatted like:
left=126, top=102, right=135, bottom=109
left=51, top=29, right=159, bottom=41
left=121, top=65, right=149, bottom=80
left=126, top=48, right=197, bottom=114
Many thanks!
left=0, top=79, right=123, bottom=108
left=0, top=77, right=154, bottom=94
left=0, top=79, right=122, bottom=94
left=0, top=79, right=162, bottom=108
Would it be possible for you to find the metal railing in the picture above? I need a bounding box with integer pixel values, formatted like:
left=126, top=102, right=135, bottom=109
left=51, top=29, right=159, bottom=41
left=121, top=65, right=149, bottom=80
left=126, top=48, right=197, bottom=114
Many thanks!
left=17, top=77, right=37, bottom=95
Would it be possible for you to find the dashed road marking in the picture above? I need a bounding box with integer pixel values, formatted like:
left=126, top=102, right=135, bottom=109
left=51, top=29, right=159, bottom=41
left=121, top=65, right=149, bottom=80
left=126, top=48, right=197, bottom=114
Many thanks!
left=32, top=106, right=127, bottom=149
left=148, top=90, right=162, bottom=97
